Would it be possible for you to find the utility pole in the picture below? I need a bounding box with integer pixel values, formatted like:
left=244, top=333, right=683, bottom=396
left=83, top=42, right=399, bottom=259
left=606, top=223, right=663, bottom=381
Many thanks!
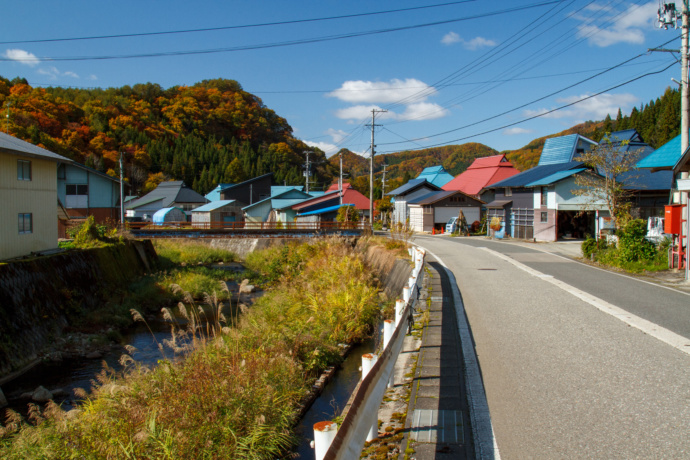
left=381, top=163, right=388, bottom=200
left=5, top=102, right=11, bottom=133
left=119, top=152, right=125, bottom=228
left=655, top=2, right=690, bottom=281
left=339, top=150, right=343, bottom=205
left=367, top=109, right=387, bottom=228
left=305, top=150, right=310, bottom=193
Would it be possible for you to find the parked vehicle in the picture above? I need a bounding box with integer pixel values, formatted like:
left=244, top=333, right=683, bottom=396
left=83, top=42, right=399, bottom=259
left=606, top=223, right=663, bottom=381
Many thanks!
left=446, top=217, right=458, bottom=234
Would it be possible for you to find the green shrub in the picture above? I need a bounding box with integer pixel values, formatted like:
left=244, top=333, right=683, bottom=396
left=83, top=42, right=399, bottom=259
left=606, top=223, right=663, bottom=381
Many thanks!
left=617, top=219, right=656, bottom=262
left=581, top=235, right=608, bottom=259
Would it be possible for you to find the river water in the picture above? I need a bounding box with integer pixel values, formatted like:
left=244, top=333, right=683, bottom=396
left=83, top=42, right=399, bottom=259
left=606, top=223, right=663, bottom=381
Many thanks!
left=3, top=313, right=379, bottom=460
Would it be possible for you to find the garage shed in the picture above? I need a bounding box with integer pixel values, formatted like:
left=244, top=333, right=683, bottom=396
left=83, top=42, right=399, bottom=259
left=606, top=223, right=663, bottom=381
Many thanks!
left=408, top=190, right=484, bottom=233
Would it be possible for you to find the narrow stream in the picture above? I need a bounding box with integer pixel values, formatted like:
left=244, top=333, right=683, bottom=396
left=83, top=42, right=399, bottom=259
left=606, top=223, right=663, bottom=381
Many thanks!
left=294, top=338, right=375, bottom=459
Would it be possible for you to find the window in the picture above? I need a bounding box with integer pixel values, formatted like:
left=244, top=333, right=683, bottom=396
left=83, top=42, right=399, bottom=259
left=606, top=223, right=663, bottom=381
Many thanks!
left=66, top=184, right=88, bottom=208
left=18, top=213, right=32, bottom=234
left=541, top=186, right=548, bottom=206
left=541, top=212, right=548, bottom=223
left=423, top=205, right=433, bottom=214
left=17, top=160, right=31, bottom=181
left=504, top=187, right=512, bottom=197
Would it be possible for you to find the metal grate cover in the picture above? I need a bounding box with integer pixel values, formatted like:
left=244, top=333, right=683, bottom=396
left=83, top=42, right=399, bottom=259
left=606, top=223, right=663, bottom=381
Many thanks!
left=410, top=410, right=464, bottom=443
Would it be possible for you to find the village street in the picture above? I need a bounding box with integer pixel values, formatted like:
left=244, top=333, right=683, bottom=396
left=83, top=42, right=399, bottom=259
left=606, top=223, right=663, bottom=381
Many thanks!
left=413, top=234, right=690, bottom=459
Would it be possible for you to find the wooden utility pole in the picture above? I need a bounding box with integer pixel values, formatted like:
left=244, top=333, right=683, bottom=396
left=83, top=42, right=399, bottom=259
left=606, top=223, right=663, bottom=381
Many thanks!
left=119, top=152, right=125, bottom=228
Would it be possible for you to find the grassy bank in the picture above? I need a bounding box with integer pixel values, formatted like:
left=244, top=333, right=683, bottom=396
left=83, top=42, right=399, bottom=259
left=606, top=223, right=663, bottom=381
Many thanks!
left=0, top=238, right=383, bottom=459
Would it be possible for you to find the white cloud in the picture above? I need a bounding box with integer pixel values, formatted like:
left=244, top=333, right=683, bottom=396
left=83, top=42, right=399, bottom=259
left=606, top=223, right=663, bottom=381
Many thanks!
left=441, top=31, right=461, bottom=45
left=524, top=93, right=638, bottom=121
left=440, top=32, right=496, bottom=50
left=334, top=105, right=390, bottom=121
left=4, top=49, right=40, bottom=66
left=304, top=140, right=338, bottom=157
left=503, top=127, right=532, bottom=135
left=87, top=74, right=98, bottom=81
left=576, top=2, right=657, bottom=47
left=37, top=66, right=79, bottom=80
left=328, top=79, right=435, bottom=104
left=462, top=36, right=498, bottom=51
left=398, top=102, right=449, bottom=121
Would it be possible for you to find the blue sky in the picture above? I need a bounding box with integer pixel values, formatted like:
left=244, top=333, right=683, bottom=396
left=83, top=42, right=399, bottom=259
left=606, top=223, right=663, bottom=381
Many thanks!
left=0, top=1, right=682, bottom=157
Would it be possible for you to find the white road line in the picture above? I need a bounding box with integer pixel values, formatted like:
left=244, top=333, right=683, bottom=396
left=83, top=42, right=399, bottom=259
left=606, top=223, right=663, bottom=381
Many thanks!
left=481, top=247, right=690, bottom=356
left=499, top=241, right=690, bottom=297
left=417, top=245, right=501, bottom=460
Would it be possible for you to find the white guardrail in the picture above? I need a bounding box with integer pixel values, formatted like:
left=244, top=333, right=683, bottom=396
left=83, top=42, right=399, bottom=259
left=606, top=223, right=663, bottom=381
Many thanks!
left=313, top=246, right=425, bottom=460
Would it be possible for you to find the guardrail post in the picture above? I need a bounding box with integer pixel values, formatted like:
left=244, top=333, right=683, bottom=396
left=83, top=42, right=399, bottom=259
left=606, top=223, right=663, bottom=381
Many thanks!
left=361, top=353, right=379, bottom=442
left=403, top=286, right=410, bottom=303
left=383, top=319, right=395, bottom=388
left=395, top=299, right=404, bottom=326
left=313, top=421, right=338, bottom=460
left=409, top=276, right=416, bottom=288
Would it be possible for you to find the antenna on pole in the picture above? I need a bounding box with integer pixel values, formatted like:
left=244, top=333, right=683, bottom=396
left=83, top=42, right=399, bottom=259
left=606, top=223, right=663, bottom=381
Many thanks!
left=367, top=109, right=387, bottom=229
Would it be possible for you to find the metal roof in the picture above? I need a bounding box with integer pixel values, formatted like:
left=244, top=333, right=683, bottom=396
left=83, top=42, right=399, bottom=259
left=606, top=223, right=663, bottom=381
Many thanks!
left=488, top=161, right=584, bottom=188
left=387, top=179, right=441, bottom=196
left=271, top=185, right=304, bottom=195
left=485, top=200, right=512, bottom=208
left=527, top=168, right=586, bottom=186
left=538, top=134, right=596, bottom=166
left=127, top=181, right=208, bottom=210
left=192, top=200, right=237, bottom=212
left=0, top=131, right=72, bottom=163
left=297, top=203, right=352, bottom=216
left=416, top=165, right=454, bottom=187
left=637, top=132, right=685, bottom=170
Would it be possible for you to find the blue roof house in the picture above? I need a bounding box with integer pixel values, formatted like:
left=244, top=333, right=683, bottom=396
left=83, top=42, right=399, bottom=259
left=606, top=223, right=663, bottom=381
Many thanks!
left=243, top=188, right=313, bottom=225
left=416, top=165, right=454, bottom=188
left=191, top=200, right=245, bottom=228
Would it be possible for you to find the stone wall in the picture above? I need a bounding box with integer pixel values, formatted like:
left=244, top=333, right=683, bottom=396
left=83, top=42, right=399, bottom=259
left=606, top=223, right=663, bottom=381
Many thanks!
left=0, top=240, right=157, bottom=377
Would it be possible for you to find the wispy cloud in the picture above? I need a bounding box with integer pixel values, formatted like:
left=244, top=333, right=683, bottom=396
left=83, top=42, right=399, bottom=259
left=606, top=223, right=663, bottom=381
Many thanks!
left=576, top=2, right=657, bottom=47
left=304, top=140, right=338, bottom=157
left=37, top=66, right=79, bottom=80
left=503, top=127, right=532, bottom=135
left=524, top=93, right=637, bottom=121
left=441, top=32, right=461, bottom=45
left=3, top=49, right=40, bottom=67
left=441, top=32, right=497, bottom=50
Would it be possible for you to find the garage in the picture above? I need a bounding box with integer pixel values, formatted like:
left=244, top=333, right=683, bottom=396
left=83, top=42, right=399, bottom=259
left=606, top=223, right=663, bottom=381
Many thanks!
left=408, top=190, right=484, bottom=233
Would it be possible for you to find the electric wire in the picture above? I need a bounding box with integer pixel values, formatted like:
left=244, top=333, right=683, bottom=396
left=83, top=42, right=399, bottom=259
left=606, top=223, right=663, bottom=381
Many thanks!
left=0, top=1, right=564, bottom=63
left=377, top=61, right=678, bottom=155
left=0, top=1, right=477, bottom=45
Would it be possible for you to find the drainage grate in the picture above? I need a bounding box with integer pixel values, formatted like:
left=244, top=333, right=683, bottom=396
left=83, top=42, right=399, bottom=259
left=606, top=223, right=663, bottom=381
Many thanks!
left=478, top=268, right=497, bottom=271
left=410, top=409, right=464, bottom=443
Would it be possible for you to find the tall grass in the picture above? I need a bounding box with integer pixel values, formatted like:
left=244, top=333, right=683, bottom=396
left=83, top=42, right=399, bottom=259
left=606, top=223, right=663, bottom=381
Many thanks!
left=153, top=240, right=238, bottom=268
left=0, top=238, right=383, bottom=459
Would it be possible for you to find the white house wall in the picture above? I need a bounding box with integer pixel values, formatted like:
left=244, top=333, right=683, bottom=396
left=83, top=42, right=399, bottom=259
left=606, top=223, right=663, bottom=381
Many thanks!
left=555, top=176, right=607, bottom=211
left=409, top=206, right=425, bottom=232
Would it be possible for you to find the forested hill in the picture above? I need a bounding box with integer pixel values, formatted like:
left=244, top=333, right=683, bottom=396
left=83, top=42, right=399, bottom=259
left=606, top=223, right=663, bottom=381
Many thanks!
left=0, top=76, right=334, bottom=195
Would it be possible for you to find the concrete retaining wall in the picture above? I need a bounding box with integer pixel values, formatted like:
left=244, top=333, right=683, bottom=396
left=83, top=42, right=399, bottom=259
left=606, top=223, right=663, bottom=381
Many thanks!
left=0, top=240, right=157, bottom=377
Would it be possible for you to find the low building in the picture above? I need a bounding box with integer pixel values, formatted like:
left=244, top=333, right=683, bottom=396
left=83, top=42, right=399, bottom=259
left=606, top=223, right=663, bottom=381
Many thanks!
left=191, top=200, right=244, bottom=228
left=387, top=179, right=441, bottom=227
left=442, top=154, right=520, bottom=198
left=408, top=190, right=484, bottom=233
left=219, top=173, right=272, bottom=205
left=243, top=188, right=313, bottom=224
left=126, top=181, right=208, bottom=221
left=416, top=165, right=454, bottom=188
left=291, top=183, right=371, bottom=219
left=0, top=132, right=72, bottom=260
left=57, top=162, right=122, bottom=237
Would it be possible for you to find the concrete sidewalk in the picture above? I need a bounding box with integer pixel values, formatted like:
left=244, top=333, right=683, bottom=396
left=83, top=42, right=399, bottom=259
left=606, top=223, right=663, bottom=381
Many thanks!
left=397, top=260, right=474, bottom=459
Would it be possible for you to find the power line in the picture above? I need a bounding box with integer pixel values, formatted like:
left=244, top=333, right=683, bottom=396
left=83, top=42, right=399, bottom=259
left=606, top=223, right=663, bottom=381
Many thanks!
left=0, top=1, right=564, bottom=63
left=377, top=61, right=678, bottom=155
left=377, top=34, right=680, bottom=147
left=0, top=1, right=476, bottom=45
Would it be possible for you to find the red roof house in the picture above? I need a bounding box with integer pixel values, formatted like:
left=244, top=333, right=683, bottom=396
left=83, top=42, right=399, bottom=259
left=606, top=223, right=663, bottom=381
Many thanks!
left=442, top=154, right=520, bottom=197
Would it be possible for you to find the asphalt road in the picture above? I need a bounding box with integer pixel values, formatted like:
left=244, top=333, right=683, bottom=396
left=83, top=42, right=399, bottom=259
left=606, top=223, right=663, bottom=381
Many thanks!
left=413, top=235, right=690, bottom=459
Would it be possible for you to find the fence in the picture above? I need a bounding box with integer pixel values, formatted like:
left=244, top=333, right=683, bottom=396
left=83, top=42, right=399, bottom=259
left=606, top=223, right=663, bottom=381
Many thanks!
left=313, top=246, right=425, bottom=460
left=124, top=221, right=367, bottom=231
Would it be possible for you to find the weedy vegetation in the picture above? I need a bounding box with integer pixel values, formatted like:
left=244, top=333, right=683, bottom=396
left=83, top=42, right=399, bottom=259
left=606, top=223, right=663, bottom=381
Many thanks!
left=0, top=238, right=384, bottom=459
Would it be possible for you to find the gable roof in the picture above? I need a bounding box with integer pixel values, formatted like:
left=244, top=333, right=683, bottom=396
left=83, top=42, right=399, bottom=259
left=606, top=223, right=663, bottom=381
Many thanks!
left=637, top=131, right=690, bottom=173
left=205, top=183, right=234, bottom=201
left=527, top=168, right=587, bottom=187
left=0, top=131, right=72, bottom=163
left=387, top=179, right=442, bottom=196
left=271, top=185, right=304, bottom=195
left=442, top=154, right=519, bottom=195
left=127, top=181, right=208, bottom=210
left=66, top=162, right=121, bottom=184
left=538, top=134, right=596, bottom=166
left=218, top=173, right=273, bottom=195
left=488, top=161, right=584, bottom=189
left=243, top=188, right=312, bottom=211
left=416, top=165, right=454, bottom=187
left=192, top=200, right=237, bottom=212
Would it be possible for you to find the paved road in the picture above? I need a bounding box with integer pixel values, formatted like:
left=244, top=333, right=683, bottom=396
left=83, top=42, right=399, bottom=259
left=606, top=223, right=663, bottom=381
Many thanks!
left=413, top=235, right=690, bottom=459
